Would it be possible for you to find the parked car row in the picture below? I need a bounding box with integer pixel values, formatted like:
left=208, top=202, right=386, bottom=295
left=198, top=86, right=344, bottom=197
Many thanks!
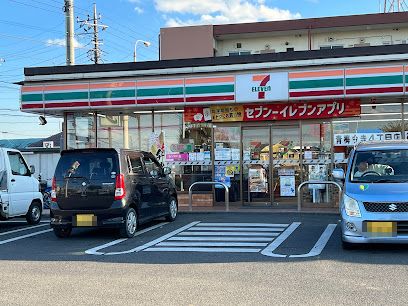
left=0, top=147, right=178, bottom=238
left=2, top=141, right=408, bottom=248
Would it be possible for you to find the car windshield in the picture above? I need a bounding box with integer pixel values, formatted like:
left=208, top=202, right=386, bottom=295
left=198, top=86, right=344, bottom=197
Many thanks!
left=55, top=151, right=118, bottom=180
left=350, top=149, right=408, bottom=183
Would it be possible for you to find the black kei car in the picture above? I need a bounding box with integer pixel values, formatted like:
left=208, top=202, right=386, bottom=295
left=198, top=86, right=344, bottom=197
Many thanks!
left=50, top=149, right=178, bottom=238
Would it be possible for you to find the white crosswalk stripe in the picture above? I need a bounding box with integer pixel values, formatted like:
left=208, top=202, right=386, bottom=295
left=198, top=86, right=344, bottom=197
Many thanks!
left=143, top=222, right=290, bottom=253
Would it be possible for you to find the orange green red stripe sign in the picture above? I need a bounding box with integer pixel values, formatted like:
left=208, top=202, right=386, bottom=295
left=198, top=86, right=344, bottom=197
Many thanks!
left=185, top=76, right=235, bottom=103
left=345, top=66, right=404, bottom=96
left=19, top=65, right=408, bottom=111
left=288, top=69, right=344, bottom=98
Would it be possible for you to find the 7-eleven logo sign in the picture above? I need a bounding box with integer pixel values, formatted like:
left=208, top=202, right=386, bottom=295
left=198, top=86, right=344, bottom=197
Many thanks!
left=252, top=75, right=271, bottom=99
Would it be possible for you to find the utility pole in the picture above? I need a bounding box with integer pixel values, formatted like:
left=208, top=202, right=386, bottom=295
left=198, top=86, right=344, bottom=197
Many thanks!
left=92, top=4, right=99, bottom=64
left=64, top=0, right=75, bottom=65
left=77, top=3, right=108, bottom=64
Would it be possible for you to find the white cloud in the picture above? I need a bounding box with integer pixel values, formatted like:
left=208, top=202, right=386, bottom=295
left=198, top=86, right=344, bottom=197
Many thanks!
left=45, top=38, right=84, bottom=49
left=134, top=6, right=144, bottom=14
left=155, top=0, right=301, bottom=27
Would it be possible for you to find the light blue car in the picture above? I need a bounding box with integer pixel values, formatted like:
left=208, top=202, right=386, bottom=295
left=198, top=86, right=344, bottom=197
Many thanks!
left=333, top=142, right=408, bottom=249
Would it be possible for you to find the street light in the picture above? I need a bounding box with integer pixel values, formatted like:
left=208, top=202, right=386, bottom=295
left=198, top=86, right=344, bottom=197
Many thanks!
left=133, top=40, right=151, bottom=62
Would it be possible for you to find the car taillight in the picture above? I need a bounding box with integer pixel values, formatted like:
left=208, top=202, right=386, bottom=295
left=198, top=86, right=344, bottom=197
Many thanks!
left=114, top=174, right=126, bottom=200
left=51, top=176, right=57, bottom=202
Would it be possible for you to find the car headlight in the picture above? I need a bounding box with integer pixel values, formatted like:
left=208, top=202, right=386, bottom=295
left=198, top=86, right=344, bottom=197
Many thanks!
left=343, top=194, right=361, bottom=217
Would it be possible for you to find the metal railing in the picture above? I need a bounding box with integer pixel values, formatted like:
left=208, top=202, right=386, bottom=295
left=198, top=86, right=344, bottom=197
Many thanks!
left=297, top=180, right=343, bottom=212
left=188, top=181, right=229, bottom=212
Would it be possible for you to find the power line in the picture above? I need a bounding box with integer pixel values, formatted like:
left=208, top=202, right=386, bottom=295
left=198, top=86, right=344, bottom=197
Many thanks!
left=7, top=0, right=62, bottom=14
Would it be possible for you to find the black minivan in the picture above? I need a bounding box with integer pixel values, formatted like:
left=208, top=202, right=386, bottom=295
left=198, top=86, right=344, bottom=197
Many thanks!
left=50, top=149, right=178, bottom=238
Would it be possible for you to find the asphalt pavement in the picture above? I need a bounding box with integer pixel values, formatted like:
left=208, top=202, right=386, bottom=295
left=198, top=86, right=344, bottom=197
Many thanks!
left=0, top=212, right=407, bottom=305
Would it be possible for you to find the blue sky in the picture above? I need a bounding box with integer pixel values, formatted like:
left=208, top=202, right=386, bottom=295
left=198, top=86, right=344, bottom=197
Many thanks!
left=0, top=0, right=383, bottom=140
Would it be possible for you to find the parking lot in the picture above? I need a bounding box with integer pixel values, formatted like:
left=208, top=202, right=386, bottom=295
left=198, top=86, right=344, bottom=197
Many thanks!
left=1, top=212, right=408, bottom=305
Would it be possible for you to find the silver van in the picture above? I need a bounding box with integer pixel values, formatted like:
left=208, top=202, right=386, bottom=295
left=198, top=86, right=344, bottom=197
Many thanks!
left=333, top=141, right=408, bottom=249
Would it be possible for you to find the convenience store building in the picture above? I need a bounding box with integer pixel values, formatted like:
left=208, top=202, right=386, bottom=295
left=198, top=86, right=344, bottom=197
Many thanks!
left=20, top=14, right=408, bottom=210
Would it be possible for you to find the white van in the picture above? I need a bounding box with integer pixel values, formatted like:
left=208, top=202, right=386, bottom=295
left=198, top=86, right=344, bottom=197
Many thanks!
left=0, top=148, right=43, bottom=224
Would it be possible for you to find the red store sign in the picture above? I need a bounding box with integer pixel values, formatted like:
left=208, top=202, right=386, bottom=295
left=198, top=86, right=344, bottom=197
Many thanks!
left=243, top=99, right=360, bottom=121
left=184, top=99, right=360, bottom=123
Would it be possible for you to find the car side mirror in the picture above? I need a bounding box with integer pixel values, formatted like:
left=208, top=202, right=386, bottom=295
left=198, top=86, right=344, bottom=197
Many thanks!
left=163, top=167, right=171, bottom=175
left=29, top=165, right=35, bottom=175
left=332, top=168, right=345, bottom=181
left=150, top=169, right=159, bottom=178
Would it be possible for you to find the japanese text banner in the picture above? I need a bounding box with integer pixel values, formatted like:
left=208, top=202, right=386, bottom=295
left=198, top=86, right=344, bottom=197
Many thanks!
left=244, top=99, right=360, bottom=121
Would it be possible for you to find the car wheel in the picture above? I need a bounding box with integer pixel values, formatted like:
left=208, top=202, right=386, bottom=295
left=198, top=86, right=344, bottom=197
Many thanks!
left=120, top=208, right=138, bottom=238
left=53, top=226, right=72, bottom=238
left=165, top=197, right=178, bottom=222
left=26, top=201, right=42, bottom=225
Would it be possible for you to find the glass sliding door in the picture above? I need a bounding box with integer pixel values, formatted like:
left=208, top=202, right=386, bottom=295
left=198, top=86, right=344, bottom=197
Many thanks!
left=242, top=127, right=271, bottom=206
left=213, top=126, right=241, bottom=204
left=301, top=121, right=334, bottom=207
left=271, top=125, right=301, bottom=208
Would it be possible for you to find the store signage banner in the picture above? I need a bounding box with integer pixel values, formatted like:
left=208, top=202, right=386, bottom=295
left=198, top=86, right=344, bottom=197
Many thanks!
left=243, top=99, right=360, bottom=121
left=185, top=100, right=360, bottom=123
left=334, top=132, right=403, bottom=146
left=170, top=143, right=194, bottom=153
left=236, top=72, right=288, bottom=102
left=183, top=106, right=211, bottom=123
left=165, top=153, right=189, bottom=161
left=211, top=105, right=244, bottom=122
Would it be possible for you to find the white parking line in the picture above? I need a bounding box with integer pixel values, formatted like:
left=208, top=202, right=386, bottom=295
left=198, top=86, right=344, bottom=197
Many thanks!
left=168, top=237, right=274, bottom=242
left=188, top=227, right=286, bottom=232
left=0, top=229, right=52, bottom=245
left=145, top=247, right=262, bottom=253
left=198, top=223, right=289, bottom=227
left=85, top=222, right=170, bottom=255
left=0, top=224, right=48, bottom=237
left=157, top=242, right=269, bottom=247
left=177, top=232, right=280, bottom=236
left=103, top=222, right=200, bottom=256
left=289, top=224, right=337, bottom=258
left=261, top=222, right=301, bottom=258
left=144, top=222, right=289, bottom=254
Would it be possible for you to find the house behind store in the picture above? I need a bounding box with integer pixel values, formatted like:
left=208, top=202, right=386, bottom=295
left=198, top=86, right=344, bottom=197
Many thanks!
left=19, top=12, right=408, bottom=210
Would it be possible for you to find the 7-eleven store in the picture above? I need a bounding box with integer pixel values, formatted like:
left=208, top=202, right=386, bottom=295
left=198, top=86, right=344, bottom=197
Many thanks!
left=20, top=47, right=408, bottom=211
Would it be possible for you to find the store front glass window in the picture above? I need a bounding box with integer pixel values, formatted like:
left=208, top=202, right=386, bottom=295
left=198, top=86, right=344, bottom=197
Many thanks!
left=96, top=113, right=152, bottom=151
left=167, top=121, right=213, bottom=192
left=333, top=102, right=403, bottom=159
left=154, top=112, right=183, bottom=163
left=66, top=113, right=96, bottom=149
left=214, top=126, right=241, bottom=203
left=242, top=127, right=270, bottom=205
left=301, top=122, right=333, bottom=206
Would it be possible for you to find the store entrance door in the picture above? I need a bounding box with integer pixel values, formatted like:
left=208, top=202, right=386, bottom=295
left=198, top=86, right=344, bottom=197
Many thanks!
left=242, top=127, right=271, bottom=206
left=271, top=124, right=301, bottom=209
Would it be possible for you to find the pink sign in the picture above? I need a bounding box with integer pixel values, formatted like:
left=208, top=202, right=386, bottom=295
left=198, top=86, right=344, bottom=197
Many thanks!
left=165, top=153, right=189, bottom=161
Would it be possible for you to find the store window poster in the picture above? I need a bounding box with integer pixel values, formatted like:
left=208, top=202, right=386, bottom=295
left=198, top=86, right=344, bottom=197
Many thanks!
left=280, top=176, right=296, bottom=197
left=215, top=165, right=231, bottom=188
left=249, top=168, right=268, bottom=193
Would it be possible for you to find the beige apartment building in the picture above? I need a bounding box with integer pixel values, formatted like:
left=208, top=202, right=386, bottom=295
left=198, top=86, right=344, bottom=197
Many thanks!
left=160, top=12, right=408, bottom=59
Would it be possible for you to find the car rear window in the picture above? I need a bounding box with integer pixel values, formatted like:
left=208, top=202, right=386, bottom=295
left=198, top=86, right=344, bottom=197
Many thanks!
left=55, top=151, right=119, bottom=180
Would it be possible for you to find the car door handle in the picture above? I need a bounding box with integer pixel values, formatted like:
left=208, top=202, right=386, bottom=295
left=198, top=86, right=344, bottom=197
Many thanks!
left=11, top=179, right=15, bottom=182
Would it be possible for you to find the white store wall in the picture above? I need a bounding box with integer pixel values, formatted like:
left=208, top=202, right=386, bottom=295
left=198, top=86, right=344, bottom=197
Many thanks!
left=22, top=152, right=60, bottom=187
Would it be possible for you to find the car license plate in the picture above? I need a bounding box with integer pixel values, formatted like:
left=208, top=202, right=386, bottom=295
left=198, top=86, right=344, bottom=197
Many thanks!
left=75, top=214, right=97, bottom=227
left=364, top=221, right=396, bottom=237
